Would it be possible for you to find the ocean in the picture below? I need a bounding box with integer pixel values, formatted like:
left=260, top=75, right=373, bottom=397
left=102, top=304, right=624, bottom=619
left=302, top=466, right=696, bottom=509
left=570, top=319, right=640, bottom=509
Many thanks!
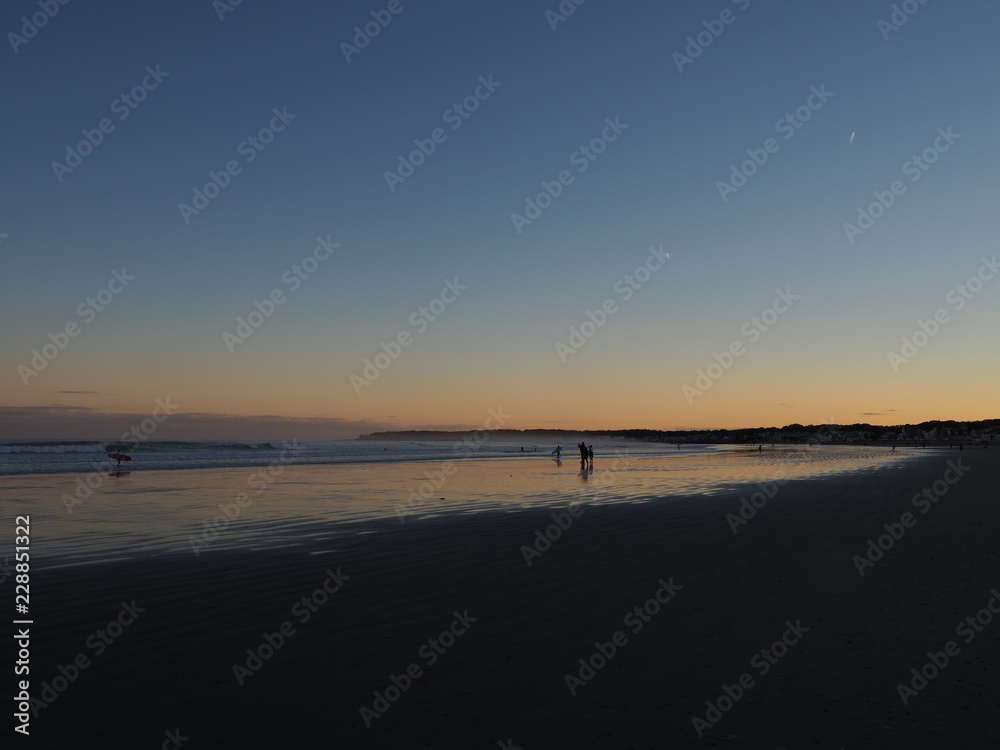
left=0, top=438, right=924, bottom=565
left=0, top=437, right=714, bottom=476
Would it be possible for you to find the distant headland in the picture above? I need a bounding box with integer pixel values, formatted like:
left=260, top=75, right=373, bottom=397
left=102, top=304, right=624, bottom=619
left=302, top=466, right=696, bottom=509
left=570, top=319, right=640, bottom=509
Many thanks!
left=359, top=419, right=999, bottom=445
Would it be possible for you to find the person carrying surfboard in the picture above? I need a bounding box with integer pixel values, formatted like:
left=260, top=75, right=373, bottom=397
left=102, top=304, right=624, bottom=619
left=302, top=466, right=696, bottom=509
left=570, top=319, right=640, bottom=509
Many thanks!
left=107, top=450, right=131, bottom=467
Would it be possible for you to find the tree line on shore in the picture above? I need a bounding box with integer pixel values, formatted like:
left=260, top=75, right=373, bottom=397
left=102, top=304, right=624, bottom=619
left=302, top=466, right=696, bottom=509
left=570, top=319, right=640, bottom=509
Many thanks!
left=359, top=419, right=999, bottom=443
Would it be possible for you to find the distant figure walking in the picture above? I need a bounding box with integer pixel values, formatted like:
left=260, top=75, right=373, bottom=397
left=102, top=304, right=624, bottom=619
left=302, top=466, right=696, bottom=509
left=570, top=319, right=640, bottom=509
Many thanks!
left=578, top=442, right=588, bottom=466
left=587, top=444, right=594, bottom=468
left=553, top=445, right=562, bottom=457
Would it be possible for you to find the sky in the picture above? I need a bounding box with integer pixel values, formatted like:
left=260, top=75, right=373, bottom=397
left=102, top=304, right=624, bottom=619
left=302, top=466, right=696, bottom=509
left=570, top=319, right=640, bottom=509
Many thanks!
left=2, top=0, right=999, bottom=440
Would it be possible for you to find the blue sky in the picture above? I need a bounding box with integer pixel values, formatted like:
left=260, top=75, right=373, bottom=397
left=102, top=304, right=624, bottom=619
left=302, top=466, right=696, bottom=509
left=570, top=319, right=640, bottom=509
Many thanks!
left=2, top=0, right=998, bottom=438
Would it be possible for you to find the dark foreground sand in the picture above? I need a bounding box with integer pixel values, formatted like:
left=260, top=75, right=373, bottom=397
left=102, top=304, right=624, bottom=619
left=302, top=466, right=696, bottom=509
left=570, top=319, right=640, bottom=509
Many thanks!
left=19, top=450, right=1000, bottom=748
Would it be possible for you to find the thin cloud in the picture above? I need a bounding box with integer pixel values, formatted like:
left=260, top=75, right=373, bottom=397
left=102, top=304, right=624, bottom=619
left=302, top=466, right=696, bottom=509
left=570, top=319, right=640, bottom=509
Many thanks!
left=407, top=423, right=482, bottom=432
left=0, top=405, right=395, bottom=441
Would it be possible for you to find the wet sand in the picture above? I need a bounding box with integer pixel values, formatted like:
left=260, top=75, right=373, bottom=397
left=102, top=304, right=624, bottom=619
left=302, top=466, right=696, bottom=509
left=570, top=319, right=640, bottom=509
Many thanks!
left=10, top=448, right=1000, bottom=748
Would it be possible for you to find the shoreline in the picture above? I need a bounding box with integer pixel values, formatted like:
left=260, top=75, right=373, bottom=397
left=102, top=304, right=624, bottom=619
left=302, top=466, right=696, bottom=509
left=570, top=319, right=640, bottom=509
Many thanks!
left=12, top=449, right=1000, bottom=746
left=0, top=439, right=959, bottom=479
left=6, top=446, right=929, bottom=566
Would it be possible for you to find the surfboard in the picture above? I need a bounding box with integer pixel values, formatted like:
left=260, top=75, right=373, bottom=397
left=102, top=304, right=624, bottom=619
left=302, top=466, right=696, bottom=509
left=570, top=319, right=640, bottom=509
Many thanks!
left=107, top=453, right=132, bottom=462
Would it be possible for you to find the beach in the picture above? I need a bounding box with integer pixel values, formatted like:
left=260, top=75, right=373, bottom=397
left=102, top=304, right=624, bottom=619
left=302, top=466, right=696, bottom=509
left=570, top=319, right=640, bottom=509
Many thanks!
left=7, top=446, right=999, bottom=748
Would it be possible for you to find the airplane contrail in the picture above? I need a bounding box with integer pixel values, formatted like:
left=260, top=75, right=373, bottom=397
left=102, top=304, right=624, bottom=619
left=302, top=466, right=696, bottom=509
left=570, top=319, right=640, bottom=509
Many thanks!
left=849, top=131, right=856, bottom=145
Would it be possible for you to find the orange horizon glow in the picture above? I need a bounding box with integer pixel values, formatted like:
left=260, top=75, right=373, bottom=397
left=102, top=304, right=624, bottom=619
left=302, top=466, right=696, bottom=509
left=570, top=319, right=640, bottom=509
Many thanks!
left=3, top=368, right=997, bottom=441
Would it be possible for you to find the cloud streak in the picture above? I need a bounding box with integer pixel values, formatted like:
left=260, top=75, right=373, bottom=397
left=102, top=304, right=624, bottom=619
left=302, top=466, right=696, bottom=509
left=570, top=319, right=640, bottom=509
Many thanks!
left=0, top=405, right=394, bottom=441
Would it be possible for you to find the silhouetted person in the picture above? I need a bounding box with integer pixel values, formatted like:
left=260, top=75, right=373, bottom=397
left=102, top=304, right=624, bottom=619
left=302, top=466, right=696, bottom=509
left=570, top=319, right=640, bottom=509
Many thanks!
left=578, top=442, right=588, bottom=466
left=587, top=445, right=594, bottom=468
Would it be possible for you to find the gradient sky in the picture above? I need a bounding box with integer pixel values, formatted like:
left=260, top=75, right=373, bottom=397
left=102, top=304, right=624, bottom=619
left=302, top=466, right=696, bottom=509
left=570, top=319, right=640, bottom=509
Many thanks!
left=2, top=0, right=998, bottom=439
